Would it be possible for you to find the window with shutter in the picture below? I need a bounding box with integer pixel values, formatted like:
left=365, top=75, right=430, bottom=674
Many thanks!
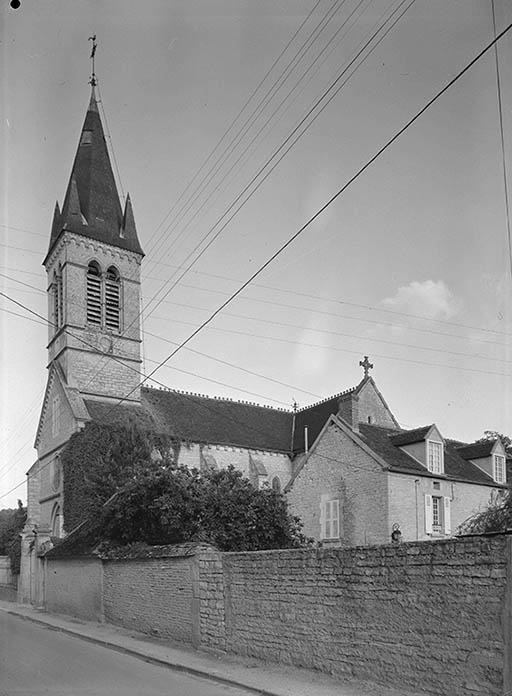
left=323, top=499, right=340, bottom=539
left=443, top=497, right=451, bottom=535
left=86, top=261, right=102, bottom=325
left=105, top=266, right=121, bottom=331
left=424, top=494, right=433, bottom=534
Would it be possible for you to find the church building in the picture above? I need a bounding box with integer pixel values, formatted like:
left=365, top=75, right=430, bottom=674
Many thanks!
left=19, top=87, right=508, bottom=604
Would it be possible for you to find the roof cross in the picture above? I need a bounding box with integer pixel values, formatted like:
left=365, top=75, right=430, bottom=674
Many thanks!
left=88, top=35, right=97, bottom=86
left=359, top=355, right=374, bottom=378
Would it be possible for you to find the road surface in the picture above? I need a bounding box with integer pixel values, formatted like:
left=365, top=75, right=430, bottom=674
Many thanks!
left=0, top=611, right=255, bottom=696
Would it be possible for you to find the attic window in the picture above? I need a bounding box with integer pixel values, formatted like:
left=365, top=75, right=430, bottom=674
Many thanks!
left=493, top=455, right=505, bottom=484
left=427, top=440, right=443, bottom=475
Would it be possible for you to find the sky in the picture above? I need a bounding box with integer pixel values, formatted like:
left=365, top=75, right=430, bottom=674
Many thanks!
left=1, top=0, right=511, bottom=509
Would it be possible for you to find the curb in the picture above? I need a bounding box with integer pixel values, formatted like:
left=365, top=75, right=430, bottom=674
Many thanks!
left=1, top=607, right=273, bottom=696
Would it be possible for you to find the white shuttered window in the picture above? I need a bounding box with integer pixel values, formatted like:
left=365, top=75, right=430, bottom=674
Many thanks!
left=323, top=499, right=340, bottom=539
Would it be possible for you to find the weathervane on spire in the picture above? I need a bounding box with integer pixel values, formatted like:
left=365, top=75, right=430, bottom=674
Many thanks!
left=359, top=356, right=374, bottom=378
left=88, top=35, right=97, bottom=86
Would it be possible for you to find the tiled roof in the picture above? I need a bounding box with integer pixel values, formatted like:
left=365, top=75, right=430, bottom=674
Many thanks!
left=389, top=425, right=432, bottom=446
left=293, top=387, right=357, bottom=452
left=45, top=89, right=143, bottom=261
left=85, top=387, right=293, bottom=453
left=455, top=441, right=496, bottom=460
left=359, top=424, right=498, bottom=485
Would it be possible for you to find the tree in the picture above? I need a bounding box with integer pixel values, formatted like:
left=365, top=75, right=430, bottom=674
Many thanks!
left=458, top=430, right=511, bottom=534
left=475, top=431, right=512, bottom=455
left=458, top=488, right=511, bottom=535
left=101, top=463, right=309, bottom=551
left=0, top=501, right=27, bottom=574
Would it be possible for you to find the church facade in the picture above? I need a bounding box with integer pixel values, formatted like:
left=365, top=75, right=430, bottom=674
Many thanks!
left=19, top=89, right=508, bottom=603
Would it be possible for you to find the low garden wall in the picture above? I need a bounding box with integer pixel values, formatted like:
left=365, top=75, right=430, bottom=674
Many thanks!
left=43, top=534, right=512, bottom=696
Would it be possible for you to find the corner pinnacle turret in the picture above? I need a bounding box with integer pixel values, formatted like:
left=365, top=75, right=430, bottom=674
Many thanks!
left=45, top=87, right=143, bottom=261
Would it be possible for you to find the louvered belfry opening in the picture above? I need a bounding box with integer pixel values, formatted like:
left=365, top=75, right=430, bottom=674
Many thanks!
left=105, top=266, right=121, bottom=331
left=86, top=261, right=102, bottom=325
left=53, top=266, right=64, bottom=330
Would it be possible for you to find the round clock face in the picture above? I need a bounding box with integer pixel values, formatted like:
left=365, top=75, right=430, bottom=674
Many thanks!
left=99, top=336, right=112, bottom=352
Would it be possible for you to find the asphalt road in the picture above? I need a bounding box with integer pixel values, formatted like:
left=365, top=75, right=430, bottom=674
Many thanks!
left=0, top=612, right=255, bottom=696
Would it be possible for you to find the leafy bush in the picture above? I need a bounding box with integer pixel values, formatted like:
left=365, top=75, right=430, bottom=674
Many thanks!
left=101, top=463, right=310, bottom=551
left=458, top=487, right=512, bottom=535
left=0, top=501, right=26, bottom=574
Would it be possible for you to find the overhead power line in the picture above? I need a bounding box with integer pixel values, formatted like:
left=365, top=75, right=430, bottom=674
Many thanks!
left=115, top=17, right=512, bottom=406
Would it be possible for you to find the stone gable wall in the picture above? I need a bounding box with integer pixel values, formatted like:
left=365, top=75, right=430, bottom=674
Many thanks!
left=287, top=422, right=389, bottom=545
left=357, top=381, right=397, bottom=428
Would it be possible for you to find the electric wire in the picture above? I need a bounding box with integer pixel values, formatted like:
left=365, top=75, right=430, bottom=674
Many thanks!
left=115, top=16, right=512, bottom=406
left=135, top=0, right=417, bottom=336
left=492, top=0, right=512, bottom=282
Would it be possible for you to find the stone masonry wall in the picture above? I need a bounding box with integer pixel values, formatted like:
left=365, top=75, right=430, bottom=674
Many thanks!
left=45, top=558, right=103, bottom=621
left=103, top=557, right=194, bottom=643
left=287, top=422, right=389, bottom=546
left=218, top=536, right=510, bottom=696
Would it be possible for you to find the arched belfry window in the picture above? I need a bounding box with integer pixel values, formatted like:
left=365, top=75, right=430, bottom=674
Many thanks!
left=86, top=261, right=122, bottom=331
left=53, top=265, right=64, bottom=331
left=105, top=266, right=121, bottom=331
left=86, top=261, right=102, bottom=326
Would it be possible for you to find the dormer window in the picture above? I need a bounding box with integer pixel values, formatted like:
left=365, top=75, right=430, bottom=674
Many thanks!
left=493, top=454, right=506, bottom=484
left=427, top=440, right=443, bottom=474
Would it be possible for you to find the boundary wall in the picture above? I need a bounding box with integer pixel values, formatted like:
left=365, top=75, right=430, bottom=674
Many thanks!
left=43, top=535, right=512, bottom=696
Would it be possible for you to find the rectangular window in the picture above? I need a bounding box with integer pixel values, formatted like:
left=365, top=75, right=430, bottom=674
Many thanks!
left=427, top=441, right=443, bottom=474
left=323, top=499, right=340, bottom=540
left=425, top=494, right=451, bottom=535
left=494, top=455, right=505, bottom=484
left=432, top=496, right=442, bottom=531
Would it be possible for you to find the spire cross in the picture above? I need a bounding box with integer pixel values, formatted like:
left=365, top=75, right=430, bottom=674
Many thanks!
left=359, top=356, right=374, bottom=378
left=88, top=35, right=97, bottom=86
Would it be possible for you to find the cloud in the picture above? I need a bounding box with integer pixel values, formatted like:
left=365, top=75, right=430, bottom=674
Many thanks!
left=380, top=280, right=460, bottom=320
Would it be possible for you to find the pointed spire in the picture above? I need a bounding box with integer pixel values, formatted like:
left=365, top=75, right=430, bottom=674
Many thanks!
left=121, top=193, right=142, bottom=252
left=46, top=202, right=62, bottom=255
left=45, top=90, right=143, bottom=261
left=62, top=176, right=85, bottom=228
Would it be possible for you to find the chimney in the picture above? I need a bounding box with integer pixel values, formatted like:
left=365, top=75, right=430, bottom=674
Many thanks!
left=338, top=393, right=360, bottom=433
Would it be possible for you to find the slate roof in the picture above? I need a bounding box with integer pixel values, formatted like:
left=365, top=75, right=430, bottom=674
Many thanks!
left=82, top=387, right=505, bottom=487
left=358, top=424, right=499, bottom=486
left=45, top=88, right=143, bottom=262
left=455, top=441, right=496, bottom=460
left=85, top=386, right=293, bottom=453
left=293, top=386, right=357, bottom=452
left=389, top=425, right=432, bottom=446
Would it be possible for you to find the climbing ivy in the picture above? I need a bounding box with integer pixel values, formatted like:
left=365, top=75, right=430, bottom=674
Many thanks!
left=61, top=421, right=170, bottom=533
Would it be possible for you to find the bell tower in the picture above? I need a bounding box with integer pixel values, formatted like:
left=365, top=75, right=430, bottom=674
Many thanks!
left=43, top=87, right=144, bottom=403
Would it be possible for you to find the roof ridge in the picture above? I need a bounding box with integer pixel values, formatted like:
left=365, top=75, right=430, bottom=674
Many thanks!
left=141, top=385, right=292, bottom=413
left=296, top=385, right=357, bottom=413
